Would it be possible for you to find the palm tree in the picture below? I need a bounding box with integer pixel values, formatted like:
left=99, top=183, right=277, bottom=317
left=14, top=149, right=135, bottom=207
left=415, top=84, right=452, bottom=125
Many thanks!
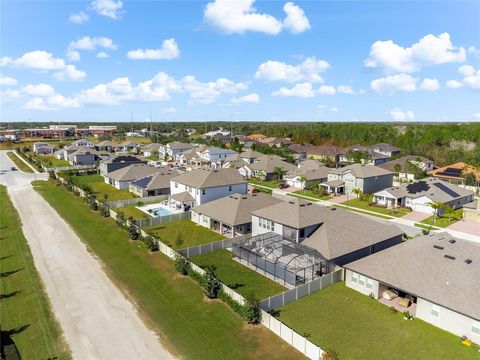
left=273, top=166, right=287, bottom=180
left=443, top=204, right=455, bottom=222
left=299, top=176, right=307, bottom=193
left=427, top=201, right=445, bottom=224
left=351, top=188, right=362, bottom=201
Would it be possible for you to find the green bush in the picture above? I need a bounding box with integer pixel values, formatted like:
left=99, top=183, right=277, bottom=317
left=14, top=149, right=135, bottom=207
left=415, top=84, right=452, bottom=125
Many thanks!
left=202, top=265, right=221, bottom=299
left=242, top=291, right=261, bottom=324
left=174, top=255, right=190, bottom=275
left=144, top=236, right=159, bottom=252
left=128, top=224, right=140, bottom=240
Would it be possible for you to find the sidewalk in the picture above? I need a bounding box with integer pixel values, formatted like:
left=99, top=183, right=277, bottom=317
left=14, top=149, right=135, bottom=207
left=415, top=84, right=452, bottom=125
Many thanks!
left=11, top=150, right=39, bottom=173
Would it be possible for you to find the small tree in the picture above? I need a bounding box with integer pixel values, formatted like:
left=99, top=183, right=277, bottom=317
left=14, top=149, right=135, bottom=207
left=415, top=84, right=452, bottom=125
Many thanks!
left=351, top=188, right=362, bottom=200
left=393, top=163, right=402, bottom=174
left=443, top=204, right=455, bottom=222
left=115, top=211, right=125, bottom=226
left=175, top=233, right=184, bottom=248
left=299, top=176, right=307, bottom=194
left=242, top=291, right=261, bottom=324
left=99, top=205, right=110, bottom=217
left=145, top=236, right=159, bottom=252
left=202, top=265, right=221, bottom=299
left=128, top=224, right=140, bottom=240
left=426, top=201, right=445, bottom=223
left=463, top=172, right=476, bottom=186
left=273, top=166, right=287, bottom=180
left=48, top=170, right=56, bottom=180
left=174, top=255, right=190, bottom=275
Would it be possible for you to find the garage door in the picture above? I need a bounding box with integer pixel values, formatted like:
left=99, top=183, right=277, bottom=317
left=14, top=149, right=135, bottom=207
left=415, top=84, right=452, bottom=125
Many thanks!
left=412, top=203, right=434, bottom=214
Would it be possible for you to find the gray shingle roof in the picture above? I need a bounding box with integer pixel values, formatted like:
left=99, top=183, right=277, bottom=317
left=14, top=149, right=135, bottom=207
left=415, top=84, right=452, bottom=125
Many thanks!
left=344, top=233, right=480, bottom=320
left=193, top=193, right=282, bottom=226
left=106, top=164, right=159, bottom=182
left=130, top=168, right=179, bottom=190
left=247, top=155, right=296, bottom=173
left=330, top=163, right=392, bottom=178
left=172, top=168, right=246, bottom=188
left=379, top=156, right=433, bottom=173
left=170, top=191, right=195, bottom=202
left=167, top=141, right=194, bottom=150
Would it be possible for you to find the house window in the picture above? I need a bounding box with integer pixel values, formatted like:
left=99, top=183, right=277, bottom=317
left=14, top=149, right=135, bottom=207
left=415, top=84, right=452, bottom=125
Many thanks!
left=299, top=228, right=305, bottom=238
left=366, top=278, right=373, bottom=290
left=351, top=272, right=359, bottom=283
left=202, top=189, right=206, bottom=195
left=202, top=215, right=208, bottom=222
left=358, top=275, right=366, bottom=287
left=229, top=185, right=232, bottom=191
left=174, top=182, right=178, bottom=188
left=472, top=320, right=480, bottom=335
left=431, top=304, right=440, bottom=318
left=259, top=217, right=263, bottom=227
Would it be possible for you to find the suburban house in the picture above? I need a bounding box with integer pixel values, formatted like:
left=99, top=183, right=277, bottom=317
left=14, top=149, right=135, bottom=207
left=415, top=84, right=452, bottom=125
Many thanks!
left=129, top=168, right=180, bottom=197
left=251, top=198, right=404, bottom=265
left=339, top=144, right=390, bottom=166
left=33, top=142, right=55, bottom=155
left=103, top=164, right=159, bottom=189
left=115, top=141, right=138, bottom=152
left=306, top=143, right=345, bottom=163
left=95, top=140, right=116, bottom=152
left=429, top=162, right=480, bottom=187
left=322, top=164, right=393, bottom=195
left=371, top=143, right=401, bottom=158
left=55, top=144, right=84, bottom=160
left=373, top=178, right=475, bottom=214
left=176, top=145, right=209, bottom=167
left=379, top=156, right=434, bottom=182
left=284, top=164, right=330, bottom=189
left=239, top=155, right=296, bottom=180
left=142, top=143, right=162, bottom=158
left=239, top=149, right=264, bottom=164
left=161, top=141, right=194, bottom=160
left=344, top=232, right=480, bottom=344
left=246, top=133, right=268, bottom=141
left=191, top=193, right=282, bottom=237
left=71, top=139, right=94, bottom=148
left=67, top=148, right=109, bottom=166
left=99, top=155, right=146, bottom=175
left=169, top=168, right=247, bottom=208
left=288, top=143, right=308, bottom=160
left=199, top=147, right=237, bottom=164
left=222, top=154, right=248, bottom=170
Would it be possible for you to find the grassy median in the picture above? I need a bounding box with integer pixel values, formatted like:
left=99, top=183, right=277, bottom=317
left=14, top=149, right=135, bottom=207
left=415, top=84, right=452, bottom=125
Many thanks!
left=0, top=185, right=70, bottom=359
left=33, top=180, right=303, bottom=360
left=6, top=151, right=34, bottom=173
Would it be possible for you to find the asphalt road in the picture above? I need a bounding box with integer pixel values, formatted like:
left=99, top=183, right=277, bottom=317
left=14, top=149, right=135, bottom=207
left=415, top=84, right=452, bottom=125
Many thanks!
left=0, top=151, right=175, bottom=360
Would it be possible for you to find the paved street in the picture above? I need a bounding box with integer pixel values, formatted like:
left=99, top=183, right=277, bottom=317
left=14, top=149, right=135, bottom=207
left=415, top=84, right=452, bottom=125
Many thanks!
left=0, top=151, right=175, bottom=360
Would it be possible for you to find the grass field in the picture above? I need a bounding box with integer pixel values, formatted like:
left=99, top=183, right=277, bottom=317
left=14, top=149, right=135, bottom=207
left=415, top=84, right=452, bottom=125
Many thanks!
left=116, top=205, right=148, bottom=220
left=342, top=198, right=411, bottom=218
left=145, top=219, right=225, bottom=249
left=33, top=180, right=303, bottom=360
left=249, top=178, right=284, bottom=189
left=191, top=250, right=287, bottom=299
left=25, top=151, right=70, bottom=168
left=71, top=174, right=135, bottom=201
left=0, top=185, right=70, bottom=359
left=277, top=282, right=477, bottom=360
left=291, top=189, right=332, bottom=200
left=420, top=208, right=463, bottom=228
left=6, top=151, right=34, bottom=173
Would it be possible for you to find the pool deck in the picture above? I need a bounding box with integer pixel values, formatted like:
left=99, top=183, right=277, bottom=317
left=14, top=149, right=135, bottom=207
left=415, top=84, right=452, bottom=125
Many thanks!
left=137, top=202, right=183, bottom=217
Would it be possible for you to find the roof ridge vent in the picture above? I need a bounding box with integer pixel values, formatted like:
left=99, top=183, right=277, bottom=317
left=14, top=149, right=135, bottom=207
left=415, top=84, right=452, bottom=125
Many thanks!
left=448, top=239, right=456, bottom=244
left=444, top=254, right=456, bottom=260
left=433, top=245, right=444, bottom=250
left=465, top=259, right=472, bottom=264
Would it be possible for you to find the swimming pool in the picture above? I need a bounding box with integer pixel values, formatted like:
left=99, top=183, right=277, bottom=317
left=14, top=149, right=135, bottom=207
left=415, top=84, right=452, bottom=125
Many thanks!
left=150, top=207, right=172, bottom=217
left=137, top=202, right=181, bottom=217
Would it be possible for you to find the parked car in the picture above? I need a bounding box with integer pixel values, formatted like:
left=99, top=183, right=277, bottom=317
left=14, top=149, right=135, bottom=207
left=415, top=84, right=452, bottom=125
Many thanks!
left=11, top=167, right=17, bottom=171
left=279, top=183, right=289, bottom=189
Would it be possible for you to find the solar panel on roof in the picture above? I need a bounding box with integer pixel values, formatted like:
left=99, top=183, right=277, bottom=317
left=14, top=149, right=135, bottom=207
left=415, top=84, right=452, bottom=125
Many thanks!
left=436, top=167, right=462, bottom=177
left=131, top=175, right=153, bottom=189
left=433, top=182, right=460, bottom=198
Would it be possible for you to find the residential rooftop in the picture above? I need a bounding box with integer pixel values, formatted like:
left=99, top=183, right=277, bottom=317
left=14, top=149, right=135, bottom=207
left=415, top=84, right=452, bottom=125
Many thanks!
left=172, top=167, right=247, bottom=188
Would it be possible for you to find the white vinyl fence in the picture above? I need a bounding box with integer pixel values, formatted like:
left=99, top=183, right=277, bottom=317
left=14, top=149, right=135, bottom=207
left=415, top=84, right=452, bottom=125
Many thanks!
left=135, top=212, right=190, bottom=228
left=260, top=268, right=344, bottom=312
left=105, top=194, right=168, bottom=208
left=178, top=235, right=247, bottom=257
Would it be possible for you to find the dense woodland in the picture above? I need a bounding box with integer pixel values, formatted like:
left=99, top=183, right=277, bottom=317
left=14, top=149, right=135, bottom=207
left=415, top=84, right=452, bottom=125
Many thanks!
left=4, top=122, right=480, bottom=167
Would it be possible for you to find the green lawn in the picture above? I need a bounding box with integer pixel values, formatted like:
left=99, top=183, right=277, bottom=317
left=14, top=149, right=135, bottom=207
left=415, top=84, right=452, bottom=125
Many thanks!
left=26, top=151, right=70, bottom=167
left=116, top=205, right=148, bottom=220
left=145, top=220, right=225, bottom=249
left=291, top=189, right=332, bottom=201
left=420, top=208, right=463, bottom=228
left=33, top=180, right=302, bottom=360
left=0, top=185, right=70, bottom=359
left=6, top=151, right=34, bottom=173
left=277, top=282, right=477, bottom=360
left=190, top=250, right=287, bottom=299
left=71, top=174, right=135, bottom=201
left=342, top=198, right=411, bottom=218
left=249, top=178, right=284, bottom=189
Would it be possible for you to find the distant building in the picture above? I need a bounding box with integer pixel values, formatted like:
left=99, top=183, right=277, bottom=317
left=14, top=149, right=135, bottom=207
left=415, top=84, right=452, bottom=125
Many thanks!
left=379, top=156, right=434, bottom=182
left=429, top=162, right=480, bottom=186
left=99, top=155, right=146, bottom=175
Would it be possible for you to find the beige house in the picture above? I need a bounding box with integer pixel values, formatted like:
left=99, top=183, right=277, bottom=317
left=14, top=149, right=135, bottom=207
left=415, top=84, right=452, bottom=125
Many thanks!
left=344, top=233, right=480, bottom=344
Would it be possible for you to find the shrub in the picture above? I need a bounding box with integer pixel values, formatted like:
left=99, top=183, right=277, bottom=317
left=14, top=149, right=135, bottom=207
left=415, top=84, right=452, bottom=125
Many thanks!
left=115, top=212, right=125, bottom=227
left=100, top=205, right=110, bottom=217
left=242, top=291, right=261, bottom=324
left=145, top=236, right=159, bottom=252
left=174, top=255, right=190, bottom=275
left=48, top=170, right=56, bottom=180
left=128, top=224, right=140, bottom=240
left=175, top=233, right=184, bottom=248
left=89, top=200, right=98, bottom=211
left=389, top=306, right=398, bottom=313
left=202, top=265, right=221, bottom=299
left=321, top=349, right=339, bottom=360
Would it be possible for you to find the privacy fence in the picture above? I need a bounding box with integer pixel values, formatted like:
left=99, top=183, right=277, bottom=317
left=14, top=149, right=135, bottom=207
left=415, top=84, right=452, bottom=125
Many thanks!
left=178, top=235, right=247, bottom=258
left=105, top=194, right=168, bottom=209
left=134, top=212, right=190, bottom=228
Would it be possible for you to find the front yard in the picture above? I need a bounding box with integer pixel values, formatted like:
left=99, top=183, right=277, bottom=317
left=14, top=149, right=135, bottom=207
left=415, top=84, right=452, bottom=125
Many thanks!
left=291, top=189, right=332, bottom=201
left=420, top=208, right=463, bottom=228
left=342, top=198, right=411, bottom=218
left=145, top=219, right=225, bottom=249
left=25, top=151, right=70, bottom=167
left=190, top=249, right=287, bottom=299
left=248, top=178, right=284, bottom=189
left=70, top=174, right=135, bottom=201
left=276, top=282, right=477, bottom=360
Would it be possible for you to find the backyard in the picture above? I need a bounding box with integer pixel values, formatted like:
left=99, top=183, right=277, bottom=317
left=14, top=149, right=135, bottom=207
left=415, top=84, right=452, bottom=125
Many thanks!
left=145, top=219, right=225, bottom=249
left=276, top=282, right=477, bottom=360
left=6, top=151, right=34, bottom=173
left=25, top=151, right=70, bottom=167
left=420, top=208, right=463, bottom=228
left=341, top=198, right=411, bottom=218
left=0, top=185, right=70, bottom=360
left=190, top=249, right=287, bottom=299
left=70, top=174, right=135, bottom=201
left=115, top=205, right=148, bottom=220
left=33, top=180, right=302, bottom=360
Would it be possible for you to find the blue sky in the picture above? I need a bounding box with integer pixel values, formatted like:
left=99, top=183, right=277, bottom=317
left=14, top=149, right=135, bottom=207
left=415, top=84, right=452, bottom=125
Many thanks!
left=1, top=0, right=479, bottom=122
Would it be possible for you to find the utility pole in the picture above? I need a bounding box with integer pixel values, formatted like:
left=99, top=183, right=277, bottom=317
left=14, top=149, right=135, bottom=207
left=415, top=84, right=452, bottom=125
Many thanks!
left=130, top=112, right=133, bottom=133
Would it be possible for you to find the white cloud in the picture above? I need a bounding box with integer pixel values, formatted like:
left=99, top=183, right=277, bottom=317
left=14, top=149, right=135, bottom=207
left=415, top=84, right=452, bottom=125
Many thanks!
left=231, top=93, right=260, bottom=103
left=255, top=57, right=329, bottom=83
left=67, top=36, right=117, bottom=61
left=163, top=107, right=177, bottom=113
left=317, top=104, right=327, bottom=109
left=23, top=98, right=55, bottom=111
left=47, top=94, right=80, bottom=108
left=283, top=2, right=310, bottom=34
left=371, top=74, right=417, bottom=95
left=330, top=106, right=338, bottom=112
left=204, top=0, right=309, bottom=35
left=458, top=65, right=480, bottom=89
left=0, top=89, right=22, bottom=102
left=69, top=11, right=89, bottom=24
left=272, top=82, right=315, bottom=97
left=91, top=0, right=124, bottom=19
left=390, top=108, right=415, bottom=121
left=181, top=75, right=247, bottom=104
left=468, top=46, right=480, bottom=58
left=0, top=75, right=17, bottom=86
left=97, top=51, right=109, bottom=58
left=317, top=85, right=336, bottom=95
left=53, top=65, right=86, bottom=82
left=22, top=83, right=55, bottom=97
left=420, top=78, right=440, bottom=91
left=446, top=79, right=463, bottom=89
left=337, top=85, right=355, bottom=94
left=364, top=33, right=466, bottom=73
left=474, top=113, right=480, bottom=120
left=127, top=39, right=180, bottom=60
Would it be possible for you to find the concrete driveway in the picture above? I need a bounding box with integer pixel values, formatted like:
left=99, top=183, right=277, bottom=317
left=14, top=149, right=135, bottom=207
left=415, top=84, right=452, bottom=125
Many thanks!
left=0, top=151, right=174, bottom=360
left=447, top=219, right=480, bottom=236
left=401, top=211, right=431, bottom=222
